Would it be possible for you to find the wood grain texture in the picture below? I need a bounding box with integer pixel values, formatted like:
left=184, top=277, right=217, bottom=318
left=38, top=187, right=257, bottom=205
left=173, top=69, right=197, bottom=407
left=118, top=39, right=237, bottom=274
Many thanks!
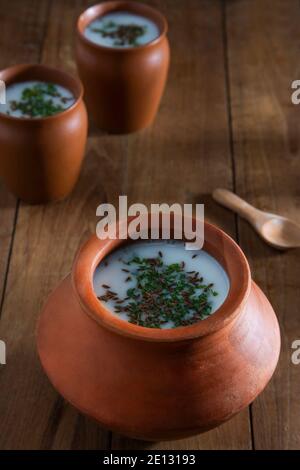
left=0, top=0, right=51, bottom=310
left=225, top=0, right=300, bottom=449
left=0, top=0, right=111, bottom=450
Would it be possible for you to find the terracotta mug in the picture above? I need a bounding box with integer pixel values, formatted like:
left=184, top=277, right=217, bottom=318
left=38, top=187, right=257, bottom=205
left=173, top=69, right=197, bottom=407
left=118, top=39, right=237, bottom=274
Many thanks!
left=75, top=1, right=170, bottom=134
left=37, top=218, right=280, bottom=440
left=0, top=64, right=88, bottom=204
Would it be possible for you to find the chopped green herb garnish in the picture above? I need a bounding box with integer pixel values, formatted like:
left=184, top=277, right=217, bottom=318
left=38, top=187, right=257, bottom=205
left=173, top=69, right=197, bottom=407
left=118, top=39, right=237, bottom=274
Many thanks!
left=9, top=83, right=67, bottom=118
left=91, top=21, right=147, bottom=47
left=98, top=254, right=218, bottom=329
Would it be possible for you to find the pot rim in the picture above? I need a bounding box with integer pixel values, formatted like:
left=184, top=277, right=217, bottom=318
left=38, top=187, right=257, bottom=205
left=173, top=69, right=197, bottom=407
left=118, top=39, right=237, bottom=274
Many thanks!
left=76, top=0, right=168, bottom=53
left=0, top=63, right=84, bottom=123
left=72, top=217, right=251, bottom=342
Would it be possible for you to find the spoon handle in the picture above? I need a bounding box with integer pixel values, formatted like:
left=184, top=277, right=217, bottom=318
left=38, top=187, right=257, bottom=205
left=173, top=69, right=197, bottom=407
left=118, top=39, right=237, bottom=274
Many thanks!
left=212, top=188, right=259, bottom=223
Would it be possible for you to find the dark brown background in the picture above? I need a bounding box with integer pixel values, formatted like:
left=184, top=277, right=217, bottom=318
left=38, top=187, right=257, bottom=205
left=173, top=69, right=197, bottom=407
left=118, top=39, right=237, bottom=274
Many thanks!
left=0, top=0, right=299, bottom=450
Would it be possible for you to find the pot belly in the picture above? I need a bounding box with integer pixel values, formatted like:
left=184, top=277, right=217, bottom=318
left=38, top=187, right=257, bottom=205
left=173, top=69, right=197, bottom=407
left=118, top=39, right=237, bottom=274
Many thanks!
left=37, top=276, right=280, bottom=440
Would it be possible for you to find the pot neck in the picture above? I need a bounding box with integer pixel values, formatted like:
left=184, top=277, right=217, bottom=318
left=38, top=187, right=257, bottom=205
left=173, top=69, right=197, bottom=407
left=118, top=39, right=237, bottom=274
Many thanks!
left=72, top=220, right=251, bottom=342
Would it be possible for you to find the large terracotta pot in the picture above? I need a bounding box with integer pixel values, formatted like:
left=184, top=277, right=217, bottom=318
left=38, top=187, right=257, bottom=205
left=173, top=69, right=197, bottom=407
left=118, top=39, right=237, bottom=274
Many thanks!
left=37, top=220, right=280, bottom=440
left=0, top=64, right=87, bottom=204
left=75, top=1, right=170, bottom=134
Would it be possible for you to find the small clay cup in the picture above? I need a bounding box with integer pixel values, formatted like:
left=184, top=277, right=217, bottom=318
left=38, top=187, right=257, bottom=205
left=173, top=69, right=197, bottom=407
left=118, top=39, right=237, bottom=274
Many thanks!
left=0, top=64, right=88, bottom=204
left=76, top=1, right=170, bottom=133
left=37, top=217, right=280, bottom=440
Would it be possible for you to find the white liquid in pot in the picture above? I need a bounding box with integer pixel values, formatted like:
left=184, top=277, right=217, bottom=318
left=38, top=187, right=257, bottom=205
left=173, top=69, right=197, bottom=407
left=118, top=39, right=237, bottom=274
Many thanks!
left=94, top=240, right=230, bottom=329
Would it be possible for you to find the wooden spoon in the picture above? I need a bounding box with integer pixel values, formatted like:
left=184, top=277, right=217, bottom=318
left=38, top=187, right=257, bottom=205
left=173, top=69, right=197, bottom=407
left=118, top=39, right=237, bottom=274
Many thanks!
left=212, top=188, right=300, bottom=250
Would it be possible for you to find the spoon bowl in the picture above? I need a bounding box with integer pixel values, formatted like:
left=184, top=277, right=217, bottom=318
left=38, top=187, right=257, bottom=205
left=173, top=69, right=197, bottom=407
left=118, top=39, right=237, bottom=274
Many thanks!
left=260, top=216, right=300, bottom=249
left=213, top=188, right=300, bottom=250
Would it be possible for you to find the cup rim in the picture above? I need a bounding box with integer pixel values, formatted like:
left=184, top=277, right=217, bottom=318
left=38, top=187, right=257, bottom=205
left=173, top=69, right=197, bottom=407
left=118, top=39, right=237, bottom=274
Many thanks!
left=76, top=0, right=168, bottom=53
left=0, top=63, right=84, bottom=123
left=72, top=217, right=251, bottom=342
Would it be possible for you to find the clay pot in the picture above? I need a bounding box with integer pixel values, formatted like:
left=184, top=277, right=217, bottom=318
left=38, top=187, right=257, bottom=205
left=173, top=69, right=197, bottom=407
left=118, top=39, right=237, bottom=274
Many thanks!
left=75, top=1, right=170, bottom=134
left=37, top=219, right=280, bottom=441
left=0, top=64, right=88, bottom=204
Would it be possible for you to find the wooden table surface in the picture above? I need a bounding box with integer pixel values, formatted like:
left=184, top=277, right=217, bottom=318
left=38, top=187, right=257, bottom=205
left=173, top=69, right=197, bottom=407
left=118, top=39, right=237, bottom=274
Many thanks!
left=0, top=0, right=299, bottom=450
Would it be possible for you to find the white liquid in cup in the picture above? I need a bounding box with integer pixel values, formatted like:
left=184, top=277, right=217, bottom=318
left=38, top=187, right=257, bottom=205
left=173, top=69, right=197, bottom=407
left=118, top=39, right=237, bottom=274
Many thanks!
left=0, top=81, right=75, bottom=118
left=84, top=11, right=160, bottom=48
